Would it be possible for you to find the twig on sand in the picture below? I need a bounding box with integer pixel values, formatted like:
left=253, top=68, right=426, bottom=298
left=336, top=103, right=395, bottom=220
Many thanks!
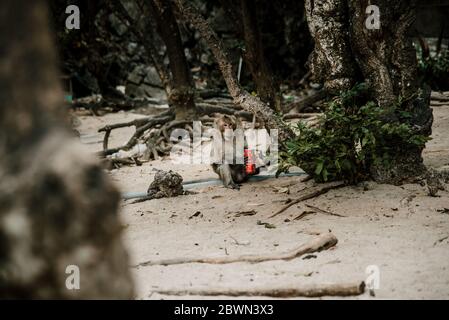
left=293, top=211, right=316, bottom=221
left=305, top=204, right=346, bottom=217
left=230, top=236, right=250, bottom=246
left=133, top=232, right=338, bottom=268
left=293, top=205, right=346, bottom=221
left=153, top=281, right=365, bottom=298
left=434, top=235, right=449, bottom=246
left=270, top=181, right=345, bottom=218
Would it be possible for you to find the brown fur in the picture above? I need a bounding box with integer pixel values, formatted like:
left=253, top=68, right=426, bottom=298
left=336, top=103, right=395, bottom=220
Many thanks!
left=211, top=115, right=248, bottom=189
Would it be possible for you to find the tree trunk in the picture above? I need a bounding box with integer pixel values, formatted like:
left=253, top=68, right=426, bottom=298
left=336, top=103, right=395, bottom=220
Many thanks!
left=0, top=0, right=134, bottom=298
left=305, top=0, right=433, bottom=184
left=304, top=0, right=356, bottom=94
left=174, top=0, right=294, bottom=143
left=241, top=0, right=282, bottom=112
left=148, top=0, right=198, bottom=120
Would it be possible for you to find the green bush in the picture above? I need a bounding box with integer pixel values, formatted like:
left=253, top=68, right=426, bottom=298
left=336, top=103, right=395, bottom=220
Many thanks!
left=279, top=84, right=430, bottom=183
left=416, top=44, right=449, bottom=91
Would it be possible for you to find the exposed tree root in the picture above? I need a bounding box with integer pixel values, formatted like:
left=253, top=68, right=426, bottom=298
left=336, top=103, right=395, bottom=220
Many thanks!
left=196, top=103, right=253, bottom=121
left=96, top=97, right=258, bottom=163
left=94, top=99, right=324, bottom=168
left=101, top=157, right=144, bottom=170
left=133, top=232, right=337, bottom=268
left=98, top=112, right=174, bottom=157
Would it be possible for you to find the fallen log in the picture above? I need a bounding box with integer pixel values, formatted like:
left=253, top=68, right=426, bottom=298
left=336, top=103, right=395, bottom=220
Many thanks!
left=133, top=232, right=338, bottom=268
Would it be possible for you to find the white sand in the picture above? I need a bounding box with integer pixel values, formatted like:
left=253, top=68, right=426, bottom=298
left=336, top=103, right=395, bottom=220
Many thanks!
left=75, top=103, right=449, bottom=299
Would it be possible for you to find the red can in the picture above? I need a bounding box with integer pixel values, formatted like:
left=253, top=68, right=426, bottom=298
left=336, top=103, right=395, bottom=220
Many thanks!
left=244, top=148, right=257, bottom=175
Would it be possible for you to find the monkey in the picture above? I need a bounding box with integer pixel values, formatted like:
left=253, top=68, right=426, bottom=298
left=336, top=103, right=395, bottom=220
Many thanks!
left=210, top=115, right=248, bottom=190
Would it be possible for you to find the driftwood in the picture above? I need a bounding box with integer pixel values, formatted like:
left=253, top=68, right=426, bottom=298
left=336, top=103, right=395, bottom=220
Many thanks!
left=154, top=282, right=365, bottom=298
left=133, top=232, right=338, bottom=268
left=270, top=181, right=346, bottom=218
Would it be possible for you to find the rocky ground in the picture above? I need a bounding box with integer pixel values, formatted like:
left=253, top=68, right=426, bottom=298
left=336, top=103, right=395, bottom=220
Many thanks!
left=75, top=100, right=449, bottom=300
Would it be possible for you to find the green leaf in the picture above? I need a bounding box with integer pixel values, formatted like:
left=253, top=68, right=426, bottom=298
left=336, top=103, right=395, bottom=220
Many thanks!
left=315, top=161, right=324, bottom=175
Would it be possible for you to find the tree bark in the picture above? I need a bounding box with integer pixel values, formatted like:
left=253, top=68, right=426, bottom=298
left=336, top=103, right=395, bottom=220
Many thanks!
left=0, top=0, right=134, bottom=298
left=304, top=0, right=356, bottom=94
left=148, top=0, right=198, bottom=120
left=241, top=0, right=282, bottom=112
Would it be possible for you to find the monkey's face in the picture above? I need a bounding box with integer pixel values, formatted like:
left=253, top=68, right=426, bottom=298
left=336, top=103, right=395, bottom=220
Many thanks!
left=216, top=116, right=236, bottom=141
left=220, top=120, right=234, bottom=131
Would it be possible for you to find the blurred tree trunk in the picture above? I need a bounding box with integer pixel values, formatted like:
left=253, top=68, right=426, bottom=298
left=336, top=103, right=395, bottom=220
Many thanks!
left=305, top=0, right=433, bottom=184
left=148, top=0, right=198, bottom=120
left=0, top=0, right=134, bottom=298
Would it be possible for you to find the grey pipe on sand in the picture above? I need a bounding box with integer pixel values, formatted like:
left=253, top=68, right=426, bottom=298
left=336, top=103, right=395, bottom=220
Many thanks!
left=122, top=172, right=306, bottom=200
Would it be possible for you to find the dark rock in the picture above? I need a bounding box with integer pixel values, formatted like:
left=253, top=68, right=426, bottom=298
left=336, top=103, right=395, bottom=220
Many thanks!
left=126, top=83, right=166, bottom=100
left=108, top=13, right=128, bottom=37
left=127, top=66, right=144, bottom=85
left=127, top=42, right=138, bottom=56
left=125, top=83, right=141, bottom=97
left=142, top=84, right=166, bottom=100
left=143, top=66, right=163, bottom=88
left=147, top=170, right=184, bottom=199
